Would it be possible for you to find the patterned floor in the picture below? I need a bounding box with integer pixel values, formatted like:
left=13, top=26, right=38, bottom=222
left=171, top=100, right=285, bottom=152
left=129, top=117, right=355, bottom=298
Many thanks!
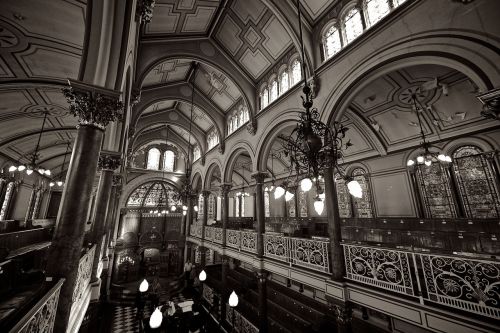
left=110, top=294, right=188, bottom=333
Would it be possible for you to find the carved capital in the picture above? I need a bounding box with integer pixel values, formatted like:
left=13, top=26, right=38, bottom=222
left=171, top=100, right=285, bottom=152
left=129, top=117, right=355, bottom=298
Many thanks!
left=136, top=0, right=156, bottom=23
left=202, top=190, right=211, bottom=198
left=201, top=156, right=206, bottom=166
left=251, top=171, right=269, bottom=184
left=477, top=88, right=500, bottom=121
left=246, top=118, right=257, bottom=135
left=131, top=87, right=141, bottom=106
left=219, top=183, right=232, bottom=196
left=218, top=141, right=225, bottom=154
left=98, top=152, right=121, bottom=171
left=112, top=174, right=123, bottom=187
left=62, top=80, right=123, bottom=130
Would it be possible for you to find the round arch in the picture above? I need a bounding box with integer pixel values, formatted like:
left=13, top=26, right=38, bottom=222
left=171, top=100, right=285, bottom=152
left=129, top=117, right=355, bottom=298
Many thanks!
left=119, top=174, right=182, bottom=209
left=191, top=171, right=203, bottom=191
left=204, top=159, right=223, bottom=190
left=222, top=142, right=255, bottom=184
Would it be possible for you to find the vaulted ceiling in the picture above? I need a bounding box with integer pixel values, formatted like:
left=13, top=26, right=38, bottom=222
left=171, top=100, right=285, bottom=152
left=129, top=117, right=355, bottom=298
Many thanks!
left=0, top=0, right=86, bottom=178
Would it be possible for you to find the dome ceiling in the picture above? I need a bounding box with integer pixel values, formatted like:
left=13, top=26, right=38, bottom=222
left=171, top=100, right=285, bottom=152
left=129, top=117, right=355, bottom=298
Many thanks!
left=0, top=0, right=86, bottom=175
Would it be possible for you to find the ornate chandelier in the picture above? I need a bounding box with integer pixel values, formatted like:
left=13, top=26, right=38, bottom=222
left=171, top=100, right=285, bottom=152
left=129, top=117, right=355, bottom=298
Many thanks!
left=406, top=93, right=452, bottom=168
left=275, top=0, right=361, bottom=214
left=10, top=111, right=51, bottom=176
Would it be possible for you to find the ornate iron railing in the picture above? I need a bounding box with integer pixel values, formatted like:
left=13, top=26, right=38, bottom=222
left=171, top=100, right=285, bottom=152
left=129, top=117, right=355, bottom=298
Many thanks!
left=226, top=304, right=259, bottom=333
left=9, top=279, right=64, bottom=333
left=343, top=244, right=415, bottom=296
left=202, top=284, right=214, bottom=306
left=214, top=227, right=223, bottom=244
left=240, top=230, right=257, bottom=253
left=190, top=224, right=203, bottom=238
left=227, top=229, right=241, bottom=249
left=205, top=226, right=215, bottom=242
left=418, top=253, right=500, bottom=319
left=290, top=237, right=330, bottom=273
left=263, top=234, right=289, bottom=263
left=72, top=245, right=95, bottom=305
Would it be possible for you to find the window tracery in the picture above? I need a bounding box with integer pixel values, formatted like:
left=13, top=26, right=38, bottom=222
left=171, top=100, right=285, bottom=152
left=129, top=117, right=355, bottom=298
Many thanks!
left=207, top=129, right=219, bottom=150
left=270, top=79, right=278, bottom=102
left=343, top=7, right=364, bottom=44
left=323, top=25, right=342, bottom=59
left=351, top=168, right=374, bottom=218
left=227, top=105, right=249, bottom=135
left=193, top=145, right=201, bottom=161
left=364, top=0, right=391, bottom=27
left=291, top=59, right=302, bottom=86
left=163, top=150, right=175, bottom=172
left=279, top=71, right=289, bottom=95
left=261, top=88, right=269, bottom=110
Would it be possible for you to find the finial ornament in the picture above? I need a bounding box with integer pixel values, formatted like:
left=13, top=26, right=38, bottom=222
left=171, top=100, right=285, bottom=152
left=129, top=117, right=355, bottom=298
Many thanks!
left=62, top=80, right=123, bottom=130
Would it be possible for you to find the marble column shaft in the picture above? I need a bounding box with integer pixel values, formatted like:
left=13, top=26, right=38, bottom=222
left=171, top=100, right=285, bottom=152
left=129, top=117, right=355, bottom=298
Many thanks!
left=220, top=184, right=231, bottom=247
left=251, top=172, right=268, bottom=258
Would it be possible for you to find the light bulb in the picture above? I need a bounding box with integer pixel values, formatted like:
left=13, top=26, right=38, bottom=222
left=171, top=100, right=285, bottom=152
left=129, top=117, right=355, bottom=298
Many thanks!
left=149, top=210, right=154, bottom=214
left=445, top=156, right=452, bottom=163
left=416, top=156, right=424, bottom=163
left=407, top=159, right=415, bottom=166
left=161, top=210, right=166, bottom=214
left=26, top=169, right=33, bottom=175
left=274, top=186, right=285, bottom=199
left=183, top=211, right=187, bottom=216
left=18, top=165, right=26, bottom=172
left=199, top=270, right=207, bottom=282
left=319, top=192, right=325, bottom=200
left=182, top=205, right=188, bottom=211
left=314, top=199, right=324, bottom=215
left=347, top=180, right=363, bottom=198
left=49, top=182, right=55, bottom=187
left=154, top=210, right=159, bottom=214
left=8, top=166, right=17, bottom=172
left=194, top=205, right=198, bottom=212
left=171, top=206, right=177, bottom=212
left=157, top=213, right=161, bottom=217
left=44, top=169, right=51, bottom=176
left=139, top=279, right=149, bottom=292
left=300, top=178, right=313, bottom=192
left=228, top=290, right=239, bottom=307
left=424, top=160, right=432, bottom=166
left=149, top=307, right=163, bottom=329
left=285, top=191, right=294, bottom=202
left=57, top=181, right=63, bottom=186
left=270, top=185, right=275, bottom=191
left=438, top=154, right=446, bottom=161
left=38, top=168, right=45, bottom=175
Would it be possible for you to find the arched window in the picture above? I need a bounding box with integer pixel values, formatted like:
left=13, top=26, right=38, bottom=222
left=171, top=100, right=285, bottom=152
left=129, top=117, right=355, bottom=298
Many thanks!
left=238, top=108, right=244, bottom=126
left=335, top=177, right=352, bottom=218
left=146, top=148, right=161, bottom=170
left=207, top=129, right=219, bottom=149
left=453, top=146, right=500, bottom=218
left=207, top=193, right=216, bottom=221
left=261, top=88, right=269, bottom=109
left=163, top=150, right=175, bottom=172
left=193, top=146, right=201, bottom=161
left=323, top=24, right=342, bottom=59
left=0, top=182, right=14, bottom=220
left=198, top=193, right=204, bottom=220
left=291, top=59, right=302, bottom=86
left=343, top=7, right=363, bottom=44
left=264, top=187, right=270, bottom=217
left=269, top=79, right=278, bottom=102
left=234, top=196, right=240, bottom=217
left=364, top=0, right=391, bottom=27
left=351, top=168, right=374, bottom=218
left=228, top=120, right=233, bottom=134
left=243, top=107, right=249, bottom=123
left=279, top=71, right=289, bottom=95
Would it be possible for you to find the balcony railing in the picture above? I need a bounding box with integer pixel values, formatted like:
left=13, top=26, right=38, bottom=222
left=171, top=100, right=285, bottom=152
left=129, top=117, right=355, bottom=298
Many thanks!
left=8, top=279, right=64, bottom=333
left=70, top=245, right=95, bottom=317
left=342, top=243, right=500, bottom=319
left=205, top=226, right=215, bottom=242
left=226, top=303, right=258, bottom=333
left=0, top=228, right=52, bottom=252
left=190, top=224, right=202, bottom=238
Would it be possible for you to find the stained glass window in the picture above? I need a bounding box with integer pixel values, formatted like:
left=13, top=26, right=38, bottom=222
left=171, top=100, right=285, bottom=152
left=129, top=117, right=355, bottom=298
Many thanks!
left=207, top=129, right=219, bottom=149
left=365, top=0, right=391, bottom=27
left=144, top=183, right=165, bottom=207
left=193, top=146, right=201, bottom=161
left=261, top=88, right=269, bottom=109
left=351, top=168, right=375, bottom=218
left=291, top=59, right=301, bottom=86
left=415, top=163, right=457, bottom=218
left=163, top=150, right=175, bottom=172
left=453, top=146, right=500, bottom=218
left=264, top=189, right=270, bottom=217
left=208, top=193, right=216, bottom=221
left=279, top=71, right=289, bottom=95
left=335, top=177, right=352, bottom=218
left=0, top=182, right=14, bottom=220
left=298, top=189, right=308, bottom=217
left=146, top=148, right=161, bottom=170
left=126, top=181, right=177, bottom=208
left=270, top=80, right=278, bottom=102
left=31, top=190, right=42, bottom=220
left=198, top=194, right=204, bottom=220
left=234, top=196, right=240, bottom=217
left=324, top=25, right=342, bottom=59
left=343, top=7, right=363, bottom=44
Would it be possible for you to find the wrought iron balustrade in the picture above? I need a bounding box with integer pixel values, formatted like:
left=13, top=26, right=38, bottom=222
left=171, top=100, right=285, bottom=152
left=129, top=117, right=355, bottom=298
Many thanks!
left=189, top=224, right=202, bottom=238
left=418, top=253, right=500, bottom=319
left=240, top=230, right=257, bottom=253
left=8, top=279, right=64, bottom=333
left=226, top=229, right=241, bottom=249
left=71, top=245, right=95, bottom=315
left=214, top=227, right=223, bottom=244
left=343, top=244, right=415, bottom=296
left=226, top=304, right=259, bottom=333
left=290, top=237, right=330, bottom=273
left=263, top=234, right=289, bottom=263
left=205, top=226, right=215, bottom=242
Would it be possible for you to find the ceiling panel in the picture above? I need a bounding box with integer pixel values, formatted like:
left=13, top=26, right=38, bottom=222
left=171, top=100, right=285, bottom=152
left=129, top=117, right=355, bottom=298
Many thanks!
left=142, top=59, right=191, bottom=87
left=176, top=102, right=213, bottom=132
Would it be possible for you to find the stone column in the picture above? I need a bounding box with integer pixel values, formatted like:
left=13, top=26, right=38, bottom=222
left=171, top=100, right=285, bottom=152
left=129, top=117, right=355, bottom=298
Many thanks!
left=257, top=271, right=268, bottom=332
left=323, top=163, right=345, bottom=281
left=45, top=81, right=122, bottom=333
left=251, top=172, right=268, bottom=258
left=220, top=183, right=231, bottom=247
left=184, top=194, right=196, bottom=263
left=201, top=190, right=209, bottom=239
left=199, top=246, right=206, bottom=267
left=90, top=152, right=120, bottom=284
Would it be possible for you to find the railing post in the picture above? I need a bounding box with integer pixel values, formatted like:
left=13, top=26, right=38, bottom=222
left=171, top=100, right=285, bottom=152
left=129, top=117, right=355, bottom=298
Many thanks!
left=411, top=252, right=424, bottom=305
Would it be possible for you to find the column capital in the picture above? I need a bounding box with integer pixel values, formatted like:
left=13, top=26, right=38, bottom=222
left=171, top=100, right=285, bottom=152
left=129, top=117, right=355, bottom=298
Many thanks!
left=62, top=80, right=123, bottom=130
left=201, top=190, right=211, bottom=197
left=477, top=88, right=500, bottom=121
left=246, top=118, right=257, bottom=135
left=112, top=174, right=123, bottom=187
left=136, top=0, right=156, bottom=23
left=251, top=171, right=269, bottom=184
left=219, top=183, right=232, bottom=195
left=98, top=151, right=121, bottom=171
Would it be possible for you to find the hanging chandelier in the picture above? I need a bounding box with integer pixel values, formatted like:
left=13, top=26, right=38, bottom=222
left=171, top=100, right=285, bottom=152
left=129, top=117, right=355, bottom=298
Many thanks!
left=406, top=93, right=452, bottom=168
left=10, top=111, right=51, bottom=176
left=49, top=141, right=71, bottom=187
left=275, top=0, right=361, bottom=215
